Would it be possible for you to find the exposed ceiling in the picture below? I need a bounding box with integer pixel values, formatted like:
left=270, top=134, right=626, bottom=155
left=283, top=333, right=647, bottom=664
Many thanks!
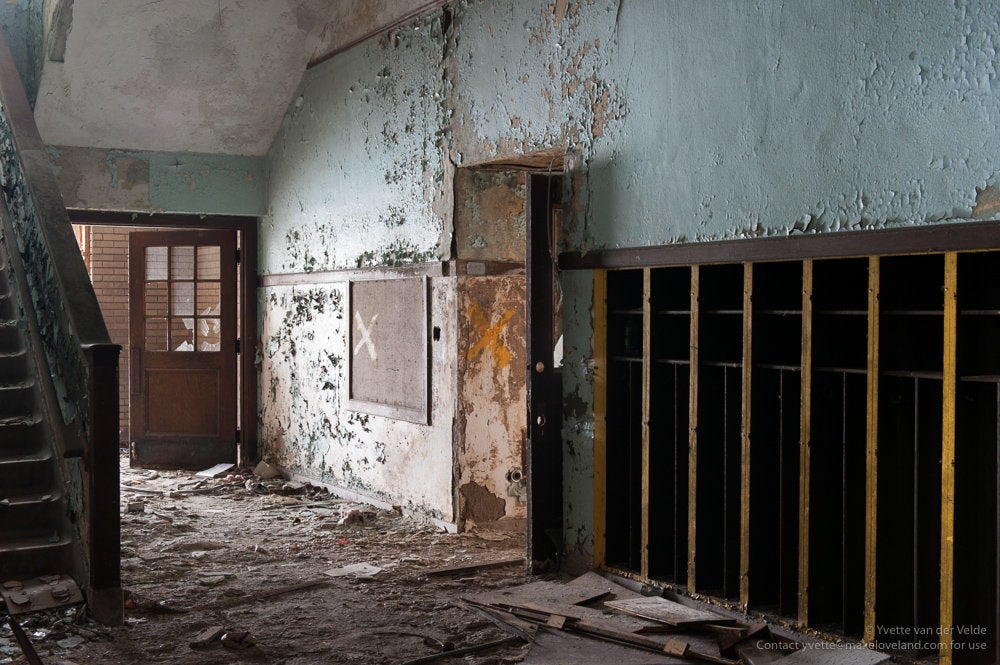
left=33, top=0, right=440, bottom=156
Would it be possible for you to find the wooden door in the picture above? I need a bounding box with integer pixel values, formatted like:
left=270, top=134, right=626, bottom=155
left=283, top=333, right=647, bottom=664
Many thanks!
left=128, top=230, right=238, bottom=469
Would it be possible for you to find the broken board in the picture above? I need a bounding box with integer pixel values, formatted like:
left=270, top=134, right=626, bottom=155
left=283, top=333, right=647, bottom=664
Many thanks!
left=775, top=645, right=891, bottom=665
left=520, top=630, right=690, bottom=665
left=604, top=596, right=735, bottom=627
left=423, top=556, right=524, bottom=577
left=568, top=571, right=642, bottom=601
left=461, top=579, right=611, bottom=609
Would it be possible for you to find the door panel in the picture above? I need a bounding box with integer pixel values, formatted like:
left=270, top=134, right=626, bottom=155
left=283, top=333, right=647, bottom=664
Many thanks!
left=129, top=230, right=238, bottom=469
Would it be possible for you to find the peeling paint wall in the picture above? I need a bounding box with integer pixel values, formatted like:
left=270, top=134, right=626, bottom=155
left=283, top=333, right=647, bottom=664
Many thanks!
left=260, top=0, right=1000, bottom=549
left=454, top=170, right=526, bottom=263
left=48, top=146, right=265, bottom=215
left=261, top=15, right=448, bottom=276
left=259, top=13, right=458, bottom=523
left=259, top=278, right=456, bottom=521
left=454, top=169, right=527, bottom=527
left=457, top=276, right=526, bottom=525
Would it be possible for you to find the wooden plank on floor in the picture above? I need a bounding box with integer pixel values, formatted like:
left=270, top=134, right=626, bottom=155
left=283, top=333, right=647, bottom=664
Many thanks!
left=567, top=571, right=642, bottom=600
left=460, top=579, right=611, bottom=609
left=604, top=596, right=736, bottom=627
left=775, top=645, right=890, bottom=665
left=519, top=629, right=689, bottom=665
left=424, top=556, right=525, bottom=577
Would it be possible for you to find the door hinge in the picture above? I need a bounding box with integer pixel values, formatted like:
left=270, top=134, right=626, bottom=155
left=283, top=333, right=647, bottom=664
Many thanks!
left=235, top=427, right=241, bottom=443
left=235, top=247, right=241, bottom=264
left=235, top=338, right=241, bottom=354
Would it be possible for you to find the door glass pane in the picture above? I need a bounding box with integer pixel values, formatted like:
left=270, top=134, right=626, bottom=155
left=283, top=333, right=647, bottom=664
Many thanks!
left=197, top=282, right=221, bottom=316
left=171, top=246, right=194, bottom=280
left=198, top=246, right=221, bottom=280
left=145, top=318, right=168, bottom=351
left=198, top=318, right=221, bottom=351
left=145, top=281, right=168, bottom=317
left=171, top=317, right=194, bottom=351
left=171, top=281, right=194, bottom=316
left=145, top=247, right=168, bottom=280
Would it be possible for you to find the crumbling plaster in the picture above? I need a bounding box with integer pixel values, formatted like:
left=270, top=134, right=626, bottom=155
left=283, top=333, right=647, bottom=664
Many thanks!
left=259, top=280, right=457, bottom=522
left=457, top=276, right=527, bottom=525
left=259, top=0, right=1000, bottom=551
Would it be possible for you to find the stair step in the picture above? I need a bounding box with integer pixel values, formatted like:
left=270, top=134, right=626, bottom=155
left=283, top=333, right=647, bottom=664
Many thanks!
left=0, top=491, right=63, bottom=531
left=0, top=415, right=45, bottom=455
left=0, top=382, right=35, bottom=418
left=0, top=450, right=53, bottom=496
left=0, top=531, right=73, bottom=579
left=0, top=319, right=22, bottom=350
left=0, top=293, right=13, bottom=319
left=0, top=348, right=28, bottom=381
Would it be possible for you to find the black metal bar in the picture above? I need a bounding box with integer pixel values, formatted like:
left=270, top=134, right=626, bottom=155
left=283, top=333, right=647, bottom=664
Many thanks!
left=674, top=362, right=681, bottom=581
left=841, top=370, right=848, bottom=630
left=913, top=378, right=920, bottom=629
left=996, top=382, right=999, bottom=661
left=778, top=369, right=786, bottom=604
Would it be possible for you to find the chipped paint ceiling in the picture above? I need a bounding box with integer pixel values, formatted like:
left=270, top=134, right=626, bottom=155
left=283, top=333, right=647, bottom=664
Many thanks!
left=33, top=0, right=440, bottom=156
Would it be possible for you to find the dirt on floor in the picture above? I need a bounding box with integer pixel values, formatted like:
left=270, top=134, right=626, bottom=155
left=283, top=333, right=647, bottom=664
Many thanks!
left=0, top=460, right=532, bottom=665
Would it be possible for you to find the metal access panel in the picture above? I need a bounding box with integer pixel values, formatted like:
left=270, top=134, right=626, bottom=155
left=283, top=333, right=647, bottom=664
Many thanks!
left=347, top=276, right=429, bottom=424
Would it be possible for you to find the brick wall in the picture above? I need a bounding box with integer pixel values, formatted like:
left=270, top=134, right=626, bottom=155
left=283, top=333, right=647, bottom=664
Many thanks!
left=81, top=225, right=131, bottom=445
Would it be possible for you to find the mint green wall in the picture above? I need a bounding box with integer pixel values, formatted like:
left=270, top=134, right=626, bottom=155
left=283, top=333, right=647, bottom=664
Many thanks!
left=260, top=0, right=1000, bottom=552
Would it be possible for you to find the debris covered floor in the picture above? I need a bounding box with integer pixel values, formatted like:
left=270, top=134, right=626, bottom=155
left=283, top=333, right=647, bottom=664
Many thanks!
left=1, top=459, right=892, bottom=665
left=2, top=459, right=530, bottom=664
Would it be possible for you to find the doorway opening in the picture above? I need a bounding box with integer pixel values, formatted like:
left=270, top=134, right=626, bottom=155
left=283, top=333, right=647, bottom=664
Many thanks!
left=453, top=160, right=563, bottom=571
left=69, top=212, right=258, bottom=469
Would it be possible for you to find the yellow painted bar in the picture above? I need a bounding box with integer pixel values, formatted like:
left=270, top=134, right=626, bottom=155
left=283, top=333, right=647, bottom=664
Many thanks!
left=641, top=268, right=652, bottom=579
left=940, top=252, right=957, bottom=664
left=798, top=259, right=813, bottom=627
left=593, top=269, right=608, bottom=568
left=688, top=265, right=700, bottom=595
left=864, top=256, right=880, bottom=644
left=740, top=262, right=753, bottom=610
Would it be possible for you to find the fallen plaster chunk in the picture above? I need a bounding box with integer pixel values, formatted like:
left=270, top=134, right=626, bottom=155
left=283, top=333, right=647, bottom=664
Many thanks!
left=252, top=461, right=282, bottom=479
left=324, top=563, right=383, bottom=579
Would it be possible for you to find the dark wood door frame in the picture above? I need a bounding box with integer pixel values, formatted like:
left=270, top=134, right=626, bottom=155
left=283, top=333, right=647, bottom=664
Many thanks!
left=526, top=174, right=563, bottom=570
left=66, top=210, right=259, bottom=466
